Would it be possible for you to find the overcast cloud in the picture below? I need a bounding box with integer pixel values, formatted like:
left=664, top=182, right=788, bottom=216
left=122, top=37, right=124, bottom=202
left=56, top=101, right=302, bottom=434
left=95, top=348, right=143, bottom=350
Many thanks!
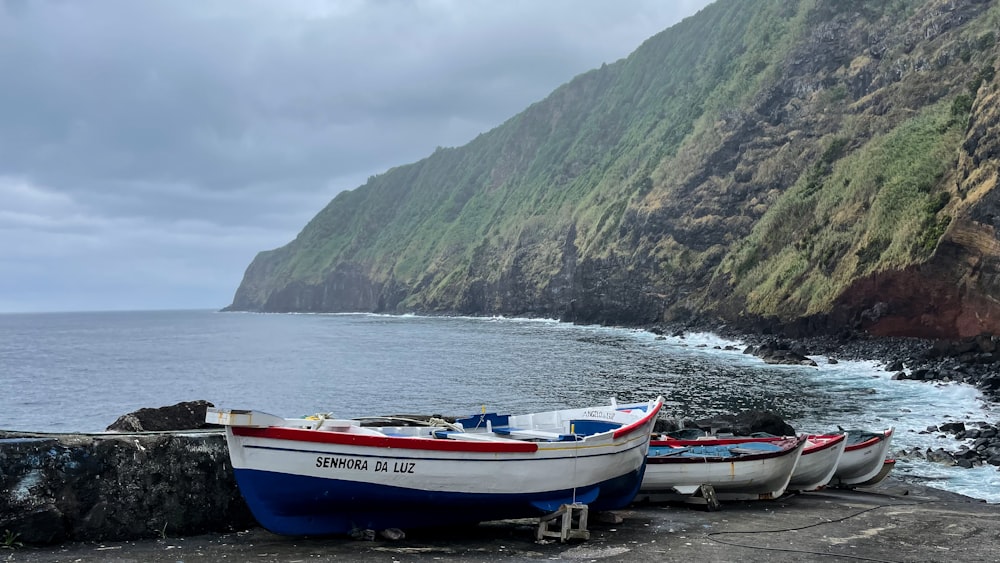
left=0, top=0, right=712, bottom=313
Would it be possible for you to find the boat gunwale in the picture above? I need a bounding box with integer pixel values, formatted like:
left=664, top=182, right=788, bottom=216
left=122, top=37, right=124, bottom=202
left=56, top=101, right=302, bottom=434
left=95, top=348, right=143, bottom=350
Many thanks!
left=843, top=428, right=892, bottom=452
left=804, top=432, right=847, bottom=453
left=613, top=398, right=663, bottom=439
left=228, top=397, right=663, bottom=454
left=646, top=435, right=806, bottom=464
left=231, top=426, right=539, bottom=453
left=654, top=432, right=846, bottom=454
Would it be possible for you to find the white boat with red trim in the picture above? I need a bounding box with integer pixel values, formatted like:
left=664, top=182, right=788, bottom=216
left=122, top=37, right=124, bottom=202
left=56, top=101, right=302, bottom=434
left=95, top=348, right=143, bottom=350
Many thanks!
left=636, top=434, right=807, bottom=501
left=206, top=397, right=663, bottom=536
left=655, top=432, right=847, bottom=492
left=830, top=428, right=894, bottom=487
left=789, top=433, right=848, bottom=491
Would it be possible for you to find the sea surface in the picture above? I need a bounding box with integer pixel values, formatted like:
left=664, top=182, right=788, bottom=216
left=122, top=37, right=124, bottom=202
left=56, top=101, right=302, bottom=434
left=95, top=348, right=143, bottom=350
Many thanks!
left=1, top=309, right=997, bottom=502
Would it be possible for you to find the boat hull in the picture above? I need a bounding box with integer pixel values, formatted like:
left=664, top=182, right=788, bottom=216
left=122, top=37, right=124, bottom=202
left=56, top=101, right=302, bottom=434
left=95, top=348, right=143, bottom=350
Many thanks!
left=787, top=433, right=847, bottom=491
left=218, top=399, right=662, bottom=536
left=232, top=465, right=644, bottom=535
left=831, top=428, right=894, bottom=486
left=637, top=436, right=806, bottom=501
left=852, top=459, right=896, bottom=487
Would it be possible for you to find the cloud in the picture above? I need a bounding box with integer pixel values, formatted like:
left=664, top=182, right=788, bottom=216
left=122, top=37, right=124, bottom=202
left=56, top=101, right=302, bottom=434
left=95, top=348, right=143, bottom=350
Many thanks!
left=0, top=0, right=713, bottom=312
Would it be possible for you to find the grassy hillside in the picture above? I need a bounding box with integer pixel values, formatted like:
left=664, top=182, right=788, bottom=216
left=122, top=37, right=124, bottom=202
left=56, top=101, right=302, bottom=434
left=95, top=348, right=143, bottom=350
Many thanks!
left=229, top=0, right=1000, bottom=338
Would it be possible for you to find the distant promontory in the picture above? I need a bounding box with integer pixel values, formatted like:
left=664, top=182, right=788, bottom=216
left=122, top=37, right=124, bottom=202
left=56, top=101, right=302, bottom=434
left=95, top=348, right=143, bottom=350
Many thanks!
left=226, top=0, right=1000, bottom=341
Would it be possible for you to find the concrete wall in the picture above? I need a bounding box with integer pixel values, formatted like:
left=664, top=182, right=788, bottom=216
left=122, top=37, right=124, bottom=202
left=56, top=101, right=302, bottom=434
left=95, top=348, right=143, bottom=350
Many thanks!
left=0, top=430, right=254, bottom=544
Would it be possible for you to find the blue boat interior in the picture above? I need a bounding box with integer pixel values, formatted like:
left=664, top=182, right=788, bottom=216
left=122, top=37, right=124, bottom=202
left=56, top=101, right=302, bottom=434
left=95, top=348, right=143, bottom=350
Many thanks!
left=453, top=412, right=510, bottom=430
left=649, top=441, right=783, bottom=458
left=440, top=413, right=625, bottom=442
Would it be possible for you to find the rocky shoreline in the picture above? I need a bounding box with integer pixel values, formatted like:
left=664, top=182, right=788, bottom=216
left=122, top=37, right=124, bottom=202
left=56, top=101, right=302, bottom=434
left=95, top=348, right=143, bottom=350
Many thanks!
left=654, top=322, right=1000, bottom=474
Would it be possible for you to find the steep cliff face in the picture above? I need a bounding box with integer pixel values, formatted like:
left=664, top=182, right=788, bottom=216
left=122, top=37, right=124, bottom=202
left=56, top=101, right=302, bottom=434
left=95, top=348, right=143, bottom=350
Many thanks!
left=841, top=77, right=1000, bottom=338
left=227, top=0, right=1000, bottom=340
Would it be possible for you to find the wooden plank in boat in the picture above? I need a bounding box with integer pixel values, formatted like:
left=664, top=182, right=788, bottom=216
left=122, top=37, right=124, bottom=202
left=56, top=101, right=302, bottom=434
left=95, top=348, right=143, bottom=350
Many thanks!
left=432, top=431, right=525, bottom=443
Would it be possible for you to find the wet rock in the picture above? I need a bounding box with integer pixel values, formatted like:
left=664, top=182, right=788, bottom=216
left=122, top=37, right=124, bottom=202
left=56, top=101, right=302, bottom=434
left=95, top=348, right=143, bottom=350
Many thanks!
left=593, top=511, right=625, bottom=524
left=379, top=528, right=406, bottom=540
left=925, top=448, right=957, bottom=465
left=744, top=340, right=819, bottom=367
left=106, top=400, right=216, bottom=432
left=686, top=410, right=796, bottom=437
left=939, top=422, right=966, bottom=434
left=916, top=420, right=1000, bottom=470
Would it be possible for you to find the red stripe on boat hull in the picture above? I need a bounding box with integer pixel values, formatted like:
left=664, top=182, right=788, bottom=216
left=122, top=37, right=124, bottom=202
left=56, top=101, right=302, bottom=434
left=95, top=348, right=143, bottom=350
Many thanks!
left=232, top=426, right=538, bottom=453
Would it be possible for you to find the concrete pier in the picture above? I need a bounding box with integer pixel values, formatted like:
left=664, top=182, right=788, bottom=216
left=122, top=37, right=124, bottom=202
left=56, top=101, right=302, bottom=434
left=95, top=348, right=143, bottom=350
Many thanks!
left=0, top=429, right=253, bottom=544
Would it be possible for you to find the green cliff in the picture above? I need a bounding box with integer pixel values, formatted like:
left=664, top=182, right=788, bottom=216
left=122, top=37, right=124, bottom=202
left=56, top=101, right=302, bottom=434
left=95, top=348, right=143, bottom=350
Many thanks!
left=227, top=0, right=1000, bottom=339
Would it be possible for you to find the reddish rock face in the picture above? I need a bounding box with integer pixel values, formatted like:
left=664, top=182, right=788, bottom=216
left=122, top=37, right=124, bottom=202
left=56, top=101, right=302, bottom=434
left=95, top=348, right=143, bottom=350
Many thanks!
left=855, top=86, right=1000, bottom=340
left=836, top=224, right=1000, bottom=340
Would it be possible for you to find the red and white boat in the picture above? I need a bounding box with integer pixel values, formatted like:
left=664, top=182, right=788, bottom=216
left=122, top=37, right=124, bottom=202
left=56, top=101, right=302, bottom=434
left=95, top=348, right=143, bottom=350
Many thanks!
left=636, top=435, right=808, bottom=501
left=789, top=433, right=848, bottom=491
left=650, top=431, right=850, bottom=493
left=830, top=428, right=894, bottom=487
left=207, top=397, right=663, bottom=536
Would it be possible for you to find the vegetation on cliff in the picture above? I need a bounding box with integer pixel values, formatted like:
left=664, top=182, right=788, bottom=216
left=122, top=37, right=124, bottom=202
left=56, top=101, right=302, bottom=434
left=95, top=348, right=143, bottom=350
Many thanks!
left=228, top=0, right=1000, bottom=339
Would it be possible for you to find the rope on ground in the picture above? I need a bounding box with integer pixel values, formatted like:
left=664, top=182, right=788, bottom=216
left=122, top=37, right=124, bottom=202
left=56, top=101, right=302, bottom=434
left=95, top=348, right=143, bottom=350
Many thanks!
left=703, top=498, right=943, bottom=563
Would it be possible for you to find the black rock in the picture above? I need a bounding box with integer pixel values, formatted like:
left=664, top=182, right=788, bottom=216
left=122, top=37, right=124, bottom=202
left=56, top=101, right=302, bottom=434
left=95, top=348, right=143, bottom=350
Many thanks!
left=939, top=422, right=967, bottom=434
left=687, top=410, right=796, bottom=437
left=106, top=400, right=215, bottom=432
left=925, top=448, right=957, bottom=465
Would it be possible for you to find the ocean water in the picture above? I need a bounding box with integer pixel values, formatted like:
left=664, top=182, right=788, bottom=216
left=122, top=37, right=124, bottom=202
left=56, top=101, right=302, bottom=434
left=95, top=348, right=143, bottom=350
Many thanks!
left=0, top=310, right=996, bottom=502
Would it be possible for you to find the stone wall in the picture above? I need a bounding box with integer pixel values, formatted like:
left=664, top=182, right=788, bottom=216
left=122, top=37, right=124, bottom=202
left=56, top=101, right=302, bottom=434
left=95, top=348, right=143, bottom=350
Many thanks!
left=0, top=429, right=253, bottom=544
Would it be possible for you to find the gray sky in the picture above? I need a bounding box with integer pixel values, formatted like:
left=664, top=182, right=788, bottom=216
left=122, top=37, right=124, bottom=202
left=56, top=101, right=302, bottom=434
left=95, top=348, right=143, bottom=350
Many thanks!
left=0, top=0, right=712, bottom=313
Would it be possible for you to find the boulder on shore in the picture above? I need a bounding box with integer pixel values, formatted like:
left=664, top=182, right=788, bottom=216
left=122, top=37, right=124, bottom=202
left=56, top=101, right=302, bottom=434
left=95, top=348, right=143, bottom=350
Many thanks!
left=105, top=400, right=216, bottom=432
left=743, top=340, right=818, bottom=366
left=660, top=410, right=797, bottom=437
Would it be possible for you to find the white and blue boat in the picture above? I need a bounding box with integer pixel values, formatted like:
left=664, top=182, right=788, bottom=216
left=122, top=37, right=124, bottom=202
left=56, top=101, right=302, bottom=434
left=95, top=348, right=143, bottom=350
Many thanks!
left=207, top=397, right=664, bottom=536
left=636, top=434, right=808, bottom=501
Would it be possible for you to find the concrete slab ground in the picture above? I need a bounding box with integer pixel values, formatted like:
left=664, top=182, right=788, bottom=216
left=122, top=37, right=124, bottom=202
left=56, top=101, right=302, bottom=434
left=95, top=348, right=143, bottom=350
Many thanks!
left=6, top=477, right=999, bottom=563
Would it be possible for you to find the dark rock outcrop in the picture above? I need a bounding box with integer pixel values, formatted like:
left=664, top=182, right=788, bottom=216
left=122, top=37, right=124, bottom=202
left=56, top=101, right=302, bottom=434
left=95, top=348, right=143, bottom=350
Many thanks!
left=900, top=420, right=1000, bottom=469
left=105, top=400, right=215, bottom=432
left=677, top=410, right=798, bottom=437
left=743, top=340, right=819, bottom=366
